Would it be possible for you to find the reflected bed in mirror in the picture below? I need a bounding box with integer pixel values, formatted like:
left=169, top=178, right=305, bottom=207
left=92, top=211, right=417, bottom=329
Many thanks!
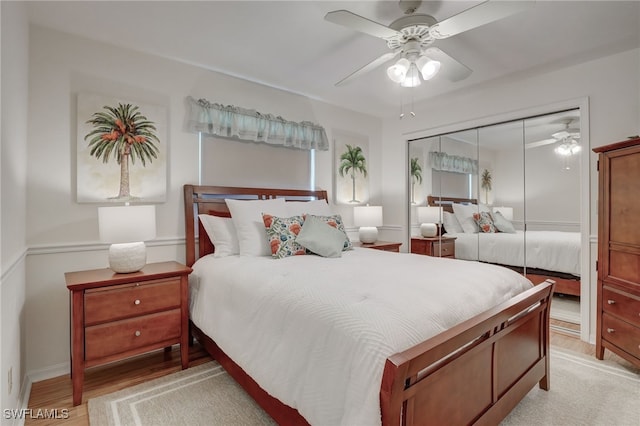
left=427, top=195, right=580, bottom=297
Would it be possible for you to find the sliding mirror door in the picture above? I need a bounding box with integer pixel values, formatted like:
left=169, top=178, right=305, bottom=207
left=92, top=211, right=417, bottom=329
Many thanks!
left=407, top=109, right=583, bottom=326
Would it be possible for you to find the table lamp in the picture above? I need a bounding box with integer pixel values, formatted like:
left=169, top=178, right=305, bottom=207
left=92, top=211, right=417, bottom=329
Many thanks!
left=353, top=205, right=383, bottom=244
left=98, top=205, right=156, bottom=273
left=417, top=206, right=442, bottom=237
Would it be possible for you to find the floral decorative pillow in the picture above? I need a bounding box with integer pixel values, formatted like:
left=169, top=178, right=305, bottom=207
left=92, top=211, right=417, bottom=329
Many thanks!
left=473, top=211, right=497, bottom=233
left=304, top=214, right=353, bottom=251
left=262, top=214, right=307, bottom=259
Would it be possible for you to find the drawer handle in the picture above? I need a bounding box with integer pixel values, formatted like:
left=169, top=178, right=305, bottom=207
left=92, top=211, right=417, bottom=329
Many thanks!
left=134, top=299, right=141, bottom=305
left=607, top=299, right=616, bottom=305
left=607, top=328, right=615, bottom=333
left=135, top=330, right=141, bottom=337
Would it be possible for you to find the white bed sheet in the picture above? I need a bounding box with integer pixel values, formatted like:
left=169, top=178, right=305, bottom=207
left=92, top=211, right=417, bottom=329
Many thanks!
left=189, top=248, right=533, bottom=426
left=448, top=230, right=580, bottom=276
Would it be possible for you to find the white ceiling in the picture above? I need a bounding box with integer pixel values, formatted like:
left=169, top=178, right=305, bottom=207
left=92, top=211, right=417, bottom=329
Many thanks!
left=27, top=1, right=640, bottom=119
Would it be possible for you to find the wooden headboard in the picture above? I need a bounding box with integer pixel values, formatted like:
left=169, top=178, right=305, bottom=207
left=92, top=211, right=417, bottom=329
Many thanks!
left=183, top=185, right=329, bottom=266
left=427, top=195, right=477, bottom=213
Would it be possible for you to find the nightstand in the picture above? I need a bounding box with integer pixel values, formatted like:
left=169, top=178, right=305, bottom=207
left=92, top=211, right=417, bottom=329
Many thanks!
left=411, top=236, right=456, bottom=258
left=353, top=240, right=402, bottom=252
left=65, top=261, right=192, bottom=406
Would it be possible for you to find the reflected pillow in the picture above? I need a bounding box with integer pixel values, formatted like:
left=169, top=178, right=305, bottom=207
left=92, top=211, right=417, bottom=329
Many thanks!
left=492, top=211, right=516, bottom=233
left=442, top=211, right=464, bottom=234
left=473, top=211, right=497, bottom=233
left=296, top=215, right=345, bottom=258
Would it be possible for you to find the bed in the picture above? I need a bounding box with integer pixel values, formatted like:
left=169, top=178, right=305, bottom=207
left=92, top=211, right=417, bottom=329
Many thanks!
left=184, top=184, right=554, bottom=425
left=427, top=195, right=580, bottom=297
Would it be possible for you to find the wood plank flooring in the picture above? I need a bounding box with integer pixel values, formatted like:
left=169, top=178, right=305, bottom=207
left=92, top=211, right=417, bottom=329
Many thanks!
left=24, top=325, right=636, bottom=426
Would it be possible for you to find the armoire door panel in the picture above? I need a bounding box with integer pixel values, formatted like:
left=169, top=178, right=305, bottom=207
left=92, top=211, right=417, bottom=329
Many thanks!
left=608, top=250, right=640, bottom=285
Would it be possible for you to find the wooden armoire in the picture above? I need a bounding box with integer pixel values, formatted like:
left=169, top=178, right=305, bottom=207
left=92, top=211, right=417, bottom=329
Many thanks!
left=593, top=137, right=640, bottom=367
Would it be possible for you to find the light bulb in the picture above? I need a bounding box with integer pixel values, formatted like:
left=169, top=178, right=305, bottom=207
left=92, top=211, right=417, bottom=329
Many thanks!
left=387, top=58, right=410, bottom=83
left=401, top=63, right=421, bottom=87
left=416, top=56, right=441, bottom=80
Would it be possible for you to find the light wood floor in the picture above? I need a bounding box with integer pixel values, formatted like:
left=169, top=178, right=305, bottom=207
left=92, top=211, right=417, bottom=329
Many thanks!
left=24, top=325, right=636, bottom=426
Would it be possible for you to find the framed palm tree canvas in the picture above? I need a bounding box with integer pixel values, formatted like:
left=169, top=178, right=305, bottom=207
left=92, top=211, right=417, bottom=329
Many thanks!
left=333, top=131, right=370, bottom=205
left=76, top=93, right=167, bottom=203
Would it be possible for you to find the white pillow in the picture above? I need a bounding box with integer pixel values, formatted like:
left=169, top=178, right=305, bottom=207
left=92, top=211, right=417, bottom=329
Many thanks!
left=198, top=214, right=239, bottom=257
left=286, top=199, right=333, bottom=216
left=442, top=211, right=464, bottom=234
left=225, top=198, right=288, bottom=256
left=452, top=203, right=481, bottom=234
left=492, top=211, right=517, bottom=233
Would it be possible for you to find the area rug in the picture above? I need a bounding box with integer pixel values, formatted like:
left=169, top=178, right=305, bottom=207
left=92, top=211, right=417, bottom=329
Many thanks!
left=89, top=348, right=639, bottom=426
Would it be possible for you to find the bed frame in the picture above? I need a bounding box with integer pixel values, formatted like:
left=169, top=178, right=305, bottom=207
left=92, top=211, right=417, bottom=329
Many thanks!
left=427, top=195, right=580, bottom=297
left=185, top=185, right=554, bottom=425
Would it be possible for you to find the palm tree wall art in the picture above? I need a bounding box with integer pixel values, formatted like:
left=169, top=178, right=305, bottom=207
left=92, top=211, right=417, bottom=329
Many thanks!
left=77, top=93, right=167, bottom=203
left=481, top=168, right=492, bottom=204
left=338, top=143, right=368, bottom=203
left=410, top=157, right=423, bottom=204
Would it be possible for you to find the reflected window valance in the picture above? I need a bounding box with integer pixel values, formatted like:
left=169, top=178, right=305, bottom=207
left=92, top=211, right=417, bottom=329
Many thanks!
left=185, top=96, right=329, bottom=151
left=429, top=151, right=478, bottom=174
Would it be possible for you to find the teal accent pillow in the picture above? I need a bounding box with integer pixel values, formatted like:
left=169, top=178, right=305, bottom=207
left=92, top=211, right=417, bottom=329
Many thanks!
left=262, top=214, right=307, bottom=259
left=492, top=211, right=517, bottom=233
left=296, top=216, right=345, bottom=258
left=305, top=214, right=353, bottom=251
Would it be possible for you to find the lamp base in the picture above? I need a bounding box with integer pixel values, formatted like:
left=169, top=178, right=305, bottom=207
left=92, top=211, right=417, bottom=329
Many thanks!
left=420, top=223, right=438, bottom=238
left=108, top=242, right=147, bottom=273
left=359, top=227, right=378, bottom=244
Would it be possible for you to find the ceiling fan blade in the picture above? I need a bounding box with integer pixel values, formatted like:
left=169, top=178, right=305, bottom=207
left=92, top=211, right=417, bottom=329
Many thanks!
left=526, top=138, right=557, bottom=149
left=424, top=47, right=472, bottom=82
left=335, top=51, right=399, bottom=86
left=325, top=10, right=399, bottom=40
left=429, top=0, right=534, bottom=40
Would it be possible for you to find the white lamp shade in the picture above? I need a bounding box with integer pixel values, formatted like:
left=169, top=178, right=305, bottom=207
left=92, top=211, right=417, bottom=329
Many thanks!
left=387, top=58, right=410, bottom=83
left=493, top=206, right=513, bottom=221
left=99, top=205, right=156, bottom=243
left=415, top=56, right=441, bottom=80
left=417, top=206, right=442, bottom=224
left=400, top=63, right=422, bottom=87
left=353, top=206, right=383, bottom=227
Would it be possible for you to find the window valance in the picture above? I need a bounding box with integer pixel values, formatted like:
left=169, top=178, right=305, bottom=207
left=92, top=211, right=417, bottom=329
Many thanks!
left=429, top=151, right=478, bottom=174
left=185, top=96, right=329, bottom=151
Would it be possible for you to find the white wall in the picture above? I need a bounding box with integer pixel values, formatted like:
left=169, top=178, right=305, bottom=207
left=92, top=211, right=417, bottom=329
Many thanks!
left=25, top=25, right=382, bottom=379
left=1, top=1, right=30, bottom=419
left=381, top=48, right=640, bottom=341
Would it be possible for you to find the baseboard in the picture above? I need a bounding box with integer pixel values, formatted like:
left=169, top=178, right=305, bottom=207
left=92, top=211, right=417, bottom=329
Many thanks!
left=27, top=362, right=69, bottom=384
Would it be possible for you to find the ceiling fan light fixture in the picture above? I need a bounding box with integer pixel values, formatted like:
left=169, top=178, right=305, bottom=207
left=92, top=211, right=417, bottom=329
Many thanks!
left=416, top=55, right=441, bottom=80
left=387, top=58, right=410, bottom=83
left=400, top=63, right=421, bottom=87
left=555, top=140, right=582, bottom=156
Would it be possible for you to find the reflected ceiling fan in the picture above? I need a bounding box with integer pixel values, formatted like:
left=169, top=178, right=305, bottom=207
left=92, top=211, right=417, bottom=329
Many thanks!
left=528, top=119, right=581, bottom=155
left=324, top=0, right=534, bottom=87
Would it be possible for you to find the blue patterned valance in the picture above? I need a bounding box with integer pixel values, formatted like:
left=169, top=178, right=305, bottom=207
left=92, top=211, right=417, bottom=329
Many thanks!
left=185, top=96, right=329, bottom=151
left=429, top=151, right=478, bottom=174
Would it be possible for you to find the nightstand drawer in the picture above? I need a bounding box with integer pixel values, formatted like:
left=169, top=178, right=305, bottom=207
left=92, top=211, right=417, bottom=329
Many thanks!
left=85, top=278, right=181, bottom=326
left=85, top=309, right=181, bottom=361
left=602, top=286, right=640, bottom=328
left=601, top=313, right=640, bottom=360
left=433, top=240, right=455, bottom=258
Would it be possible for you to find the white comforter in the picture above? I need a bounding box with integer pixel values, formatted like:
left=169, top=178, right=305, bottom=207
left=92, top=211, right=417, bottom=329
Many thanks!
left=449, top=230, right=581, bottom=276
left=189, top=248, right=532, bottom=426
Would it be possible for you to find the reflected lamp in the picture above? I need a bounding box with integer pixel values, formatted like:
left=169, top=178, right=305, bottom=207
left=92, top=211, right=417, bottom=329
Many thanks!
left=98, top=205, right=156, bottom=273
left=353, top=205, right=383, bottom=244
left=417, top=206, right=442, bottom=237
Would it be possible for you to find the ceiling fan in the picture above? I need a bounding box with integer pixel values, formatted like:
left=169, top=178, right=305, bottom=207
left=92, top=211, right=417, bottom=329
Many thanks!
left=324, top=0, right=534, bottom=87
left=527, top=119, right=581, bottom=152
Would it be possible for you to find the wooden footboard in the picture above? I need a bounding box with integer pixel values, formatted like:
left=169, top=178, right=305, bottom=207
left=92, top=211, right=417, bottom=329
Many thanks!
left=380, top=280, right=554, bottom=425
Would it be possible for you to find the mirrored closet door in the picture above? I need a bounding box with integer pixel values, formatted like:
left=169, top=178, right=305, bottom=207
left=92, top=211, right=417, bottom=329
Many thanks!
left=408, top=109, right=582, bottom=325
